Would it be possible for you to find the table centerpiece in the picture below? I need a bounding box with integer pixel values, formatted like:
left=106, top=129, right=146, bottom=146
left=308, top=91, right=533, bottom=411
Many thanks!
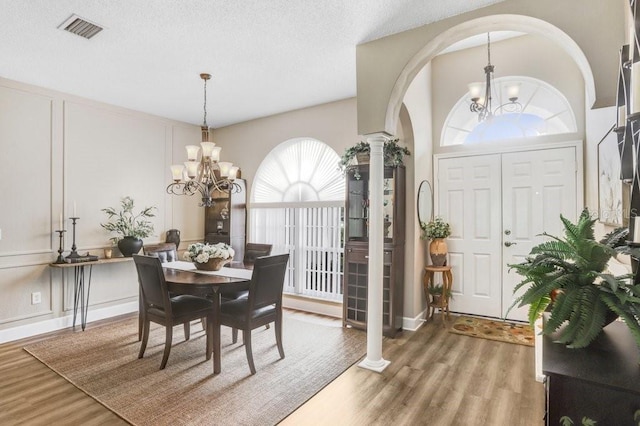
left=185, top=242, right=235, bottom=271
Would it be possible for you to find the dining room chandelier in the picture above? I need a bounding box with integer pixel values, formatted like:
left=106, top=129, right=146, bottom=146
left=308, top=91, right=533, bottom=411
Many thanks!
left=468, top=33, right=522, bottom=122
left=166, top=73, right=242, bottom=208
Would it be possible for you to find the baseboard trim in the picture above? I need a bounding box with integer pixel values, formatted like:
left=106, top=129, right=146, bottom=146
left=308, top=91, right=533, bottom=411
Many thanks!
left=282, top=295, right=342, bottom=318
left=0, top=301, right=138, bottom=344
left=402, top=310, right=427, bottom=331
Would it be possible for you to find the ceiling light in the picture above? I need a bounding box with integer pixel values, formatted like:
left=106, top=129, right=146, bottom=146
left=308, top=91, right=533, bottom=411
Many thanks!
left=469, top=33, right=522, bottom=122
left=166, top=73, right=242, bottom=207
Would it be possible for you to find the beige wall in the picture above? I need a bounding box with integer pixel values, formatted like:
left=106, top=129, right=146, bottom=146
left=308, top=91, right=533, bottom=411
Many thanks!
left=213, top=97, right=359, bottom=202
left=431, top=34, right=585, bottom=149
left=0, top=77, right=202, bottom=340
left=356, top=0, right=626, bottom=136
left=401, top=65, right=433, bottom=325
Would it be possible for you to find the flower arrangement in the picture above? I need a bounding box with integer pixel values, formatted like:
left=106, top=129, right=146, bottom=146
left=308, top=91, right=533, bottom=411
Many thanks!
left=101, top=196, right=156, bottom=244
left=420, top=217, right=451, bottom=239
left=184, top=242, right=235, bottom=264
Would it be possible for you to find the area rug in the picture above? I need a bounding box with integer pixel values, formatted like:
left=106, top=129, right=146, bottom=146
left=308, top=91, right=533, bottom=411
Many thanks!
left=24, top=315, right=366, bottom=426
left=449, top=316, right=534, bottom=346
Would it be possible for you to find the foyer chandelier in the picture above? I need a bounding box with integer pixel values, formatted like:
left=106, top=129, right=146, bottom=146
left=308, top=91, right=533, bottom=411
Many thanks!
left=468, top=33, right=522, bottom=122
left=166, top=73, right=242, bottom=207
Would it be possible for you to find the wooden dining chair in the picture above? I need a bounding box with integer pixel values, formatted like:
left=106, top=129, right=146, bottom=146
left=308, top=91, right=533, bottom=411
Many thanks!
left=219, top=243, right=273, bottom=301
left=218, top=253, right=289, bottom=375
left=137, top=243, right=180, bottom=341
left=133, top=255, right=214, bottom=370
left=143, top=242, right=178, bottom=263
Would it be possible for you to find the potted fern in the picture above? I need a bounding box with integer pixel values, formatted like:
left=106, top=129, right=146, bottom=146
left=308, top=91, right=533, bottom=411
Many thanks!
left=508, top=208, right=640, bottom=349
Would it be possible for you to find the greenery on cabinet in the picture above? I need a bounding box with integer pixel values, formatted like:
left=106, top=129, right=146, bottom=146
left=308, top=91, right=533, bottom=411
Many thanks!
left=420, top=216, right=451, bottom=239
left=338, top=138, right=411, bottom=178
left=508, top=208, right=640, bottom=349
left=100, top=196, right=156, bottom=243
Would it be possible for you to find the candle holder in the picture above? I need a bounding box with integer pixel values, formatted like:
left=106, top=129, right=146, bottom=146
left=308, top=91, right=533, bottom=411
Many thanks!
left=54, top=230, right=66, bottom=264
left=66, top=217, right=81, bottom=259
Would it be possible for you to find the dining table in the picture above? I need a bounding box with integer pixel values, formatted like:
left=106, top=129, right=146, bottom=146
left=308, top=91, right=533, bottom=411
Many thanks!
left=162, top=260, right=253, bottom=374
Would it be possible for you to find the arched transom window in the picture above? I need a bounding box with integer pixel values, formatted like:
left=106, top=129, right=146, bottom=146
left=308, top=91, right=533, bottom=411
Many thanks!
left=441, top=76, right=577, bottom=146
left=252, top=138, right=344, bottom=204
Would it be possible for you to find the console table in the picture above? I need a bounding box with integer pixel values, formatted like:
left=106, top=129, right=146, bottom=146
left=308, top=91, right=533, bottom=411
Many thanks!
left=543, top=320, right=640, bottom=425
left=49, top=257, right=133, bottom=330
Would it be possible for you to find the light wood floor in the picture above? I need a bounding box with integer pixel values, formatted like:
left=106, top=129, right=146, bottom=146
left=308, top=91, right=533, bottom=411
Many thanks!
left=0, top=311, right=544, bottom=425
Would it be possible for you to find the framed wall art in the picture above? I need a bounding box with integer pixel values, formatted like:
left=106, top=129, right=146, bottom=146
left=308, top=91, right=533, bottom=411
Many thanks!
left=598, top=124, right=626, bottom=226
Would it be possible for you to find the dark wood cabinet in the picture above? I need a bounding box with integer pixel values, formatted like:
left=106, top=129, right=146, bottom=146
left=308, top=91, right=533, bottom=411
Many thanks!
left=204, top=179, right=246, bottom=261
left=543, top=320, right=640, bottom=426
left=343, top=165, right=405, bottom=337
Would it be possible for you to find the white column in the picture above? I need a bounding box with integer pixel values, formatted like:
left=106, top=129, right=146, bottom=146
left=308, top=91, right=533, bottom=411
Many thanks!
left=358, top=134, right=390, bottom=372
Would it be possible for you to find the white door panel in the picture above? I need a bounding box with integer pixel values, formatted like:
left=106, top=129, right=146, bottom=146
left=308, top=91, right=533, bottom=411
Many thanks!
left=502, top=147, right=577, bottom=321
left=438, top=154, right=502, bottom=318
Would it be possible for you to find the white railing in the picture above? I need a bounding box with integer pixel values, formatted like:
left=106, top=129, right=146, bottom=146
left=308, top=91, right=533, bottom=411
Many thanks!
left=250, top=205, right=344, bottom=301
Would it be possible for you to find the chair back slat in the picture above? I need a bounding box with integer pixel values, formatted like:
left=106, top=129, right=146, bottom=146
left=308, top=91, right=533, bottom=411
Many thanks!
left=248, top=254, right=289, bottom=310
left=133, top=255, right=170, bottom=313
left=243, top=243, right=273, bottom=264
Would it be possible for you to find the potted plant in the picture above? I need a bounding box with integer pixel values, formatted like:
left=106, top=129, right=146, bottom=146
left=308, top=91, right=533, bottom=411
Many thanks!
left=420, top=217, right=451, bottom=266
left=338, top=138, right=411, bottom=179
left=508, top=208, right=640, bottom=349
left=101, top=196, right=156, bottom=257
left=184, top=242, right=235, bottom=271
left=427, top=283, right=453, bottom=305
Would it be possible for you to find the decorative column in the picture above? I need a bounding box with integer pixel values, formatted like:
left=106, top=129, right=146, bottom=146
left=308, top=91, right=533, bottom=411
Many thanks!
left=358, top=134, right=390, bottom=372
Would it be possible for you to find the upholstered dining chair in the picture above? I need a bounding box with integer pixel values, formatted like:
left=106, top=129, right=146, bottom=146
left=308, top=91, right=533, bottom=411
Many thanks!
left=243, top=243, right=273, bottom=264
left=137, top=243, right=180, bottom=341
left=133, top=255, right=214, bottom=370
left=143, top=242, right=179, bottom=263
left=218, top=253, right=289, bottom=375
left=218, top=243, right=273, bottom=302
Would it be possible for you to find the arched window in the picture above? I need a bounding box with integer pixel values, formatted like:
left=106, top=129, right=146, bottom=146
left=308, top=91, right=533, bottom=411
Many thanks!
left=251, top=138, right=345, bottom=300
left=441, top=76, right=577, bottom=146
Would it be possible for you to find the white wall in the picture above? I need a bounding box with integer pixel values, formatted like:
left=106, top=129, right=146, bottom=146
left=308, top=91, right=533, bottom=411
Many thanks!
left=0, top=77, right=202, bottom=339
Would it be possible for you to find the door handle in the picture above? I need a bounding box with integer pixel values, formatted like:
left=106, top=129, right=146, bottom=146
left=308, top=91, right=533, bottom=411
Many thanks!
left=504, top=241, right=517, bottom=247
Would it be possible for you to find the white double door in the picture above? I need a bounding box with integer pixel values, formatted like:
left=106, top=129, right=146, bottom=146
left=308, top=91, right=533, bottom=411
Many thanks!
left=436, top=146, right=578, bottom=321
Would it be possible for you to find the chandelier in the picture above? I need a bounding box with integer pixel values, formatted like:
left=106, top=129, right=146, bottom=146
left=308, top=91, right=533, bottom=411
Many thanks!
left=166, top=73, right=242, bottom=207
left=468, top=33, right=522, bottom=122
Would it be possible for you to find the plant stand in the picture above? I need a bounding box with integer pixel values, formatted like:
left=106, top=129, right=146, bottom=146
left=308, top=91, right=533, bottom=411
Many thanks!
left=423, top=265, right=453, bottom=327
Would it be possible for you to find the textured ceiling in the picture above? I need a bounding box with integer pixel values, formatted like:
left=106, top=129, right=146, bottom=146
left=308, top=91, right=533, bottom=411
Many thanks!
left=0, top=0, right=504, bottom=127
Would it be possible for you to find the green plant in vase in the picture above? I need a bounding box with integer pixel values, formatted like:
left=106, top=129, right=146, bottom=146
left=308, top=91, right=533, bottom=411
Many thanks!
left=420, top=216, right=451, bottom=266
left=101, top=196, right=156, bottom=257
left=427, top=284, right=453, bottom=304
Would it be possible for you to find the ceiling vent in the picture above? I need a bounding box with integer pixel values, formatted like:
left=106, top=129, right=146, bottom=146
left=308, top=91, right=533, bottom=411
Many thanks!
left=58, top=14, right=104, bottom=39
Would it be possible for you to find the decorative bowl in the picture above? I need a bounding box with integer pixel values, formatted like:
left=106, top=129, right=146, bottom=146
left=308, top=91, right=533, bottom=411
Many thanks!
left=194, top=257, right=229, bottom=271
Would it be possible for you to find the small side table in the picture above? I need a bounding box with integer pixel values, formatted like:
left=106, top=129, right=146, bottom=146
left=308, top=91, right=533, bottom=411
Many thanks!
left=423, top=265, right=453, bottom=326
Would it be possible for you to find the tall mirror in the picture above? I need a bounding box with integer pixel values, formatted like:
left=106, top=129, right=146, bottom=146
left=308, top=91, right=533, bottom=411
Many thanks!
left=417, top=180, right=433, bottom=225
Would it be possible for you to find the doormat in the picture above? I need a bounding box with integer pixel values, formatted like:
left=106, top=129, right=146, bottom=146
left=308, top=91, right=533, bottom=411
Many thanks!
left=449, top=316, right=534, bottom=346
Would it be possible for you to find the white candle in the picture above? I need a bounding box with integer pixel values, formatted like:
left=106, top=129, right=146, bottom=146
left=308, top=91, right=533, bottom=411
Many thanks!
left=73, top=201, right=77, bottom=217
left=59, top=213, right=63, bottom=230
left=634, top=217, right=640, bottom=243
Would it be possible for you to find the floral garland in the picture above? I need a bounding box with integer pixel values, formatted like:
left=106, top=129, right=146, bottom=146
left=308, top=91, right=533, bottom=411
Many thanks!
left=184, top=242, right=235, bottom=264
